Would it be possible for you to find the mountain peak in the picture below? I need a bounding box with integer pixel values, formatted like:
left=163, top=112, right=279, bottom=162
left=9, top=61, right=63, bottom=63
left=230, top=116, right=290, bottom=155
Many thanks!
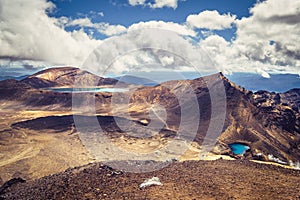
left=28, top=67, right=80, bottom=82
left=22, top=67, right=122, bottom=88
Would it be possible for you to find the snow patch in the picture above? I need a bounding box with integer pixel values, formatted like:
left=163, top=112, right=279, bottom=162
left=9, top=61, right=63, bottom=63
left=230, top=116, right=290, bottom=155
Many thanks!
left=139, top=177, right=162, bottom=189
left=268, top=154, right=287, bottom=165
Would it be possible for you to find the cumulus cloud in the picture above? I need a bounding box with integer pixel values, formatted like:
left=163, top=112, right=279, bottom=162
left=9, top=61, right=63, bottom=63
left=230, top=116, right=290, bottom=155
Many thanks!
left=97, top=24, right=127, bottom=36
left=67, top=17, right=94, bottom=27
left=128, top=21, right=196, bottom=37
left=0, top=59, right=51, bottom=76
left=128, top=0, right=146, bottom=6
left=128, top=0, right=179, bottom=9
left=65, top=18, right=195, bottom=37
left=64, top=17, right=127, bottom=36
left=233, top=0, right=300, bottom=74
left=82, top=29, right=216, bottom=76
left=192, top=0, right=300, bottom=76
left=256, top=68, right=271, bottom=78
left=1, top=0, right=299, bottom=77
left=149, top=0, right=178, bottom=9
left=186, top=10, right=237, bottom=30
left=160, top=56, right=175, bottom=66
left=98, top=12, right=104, bottom=17
left=0, top=0, right=101, bottom=66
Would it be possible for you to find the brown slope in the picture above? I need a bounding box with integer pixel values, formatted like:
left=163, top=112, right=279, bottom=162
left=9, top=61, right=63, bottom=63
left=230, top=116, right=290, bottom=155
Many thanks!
left=1, top=160, right=300, bottom=200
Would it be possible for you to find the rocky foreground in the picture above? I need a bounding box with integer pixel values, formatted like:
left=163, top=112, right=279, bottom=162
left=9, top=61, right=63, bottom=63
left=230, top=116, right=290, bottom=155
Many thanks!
left=1, top=159, right=300, bottom=200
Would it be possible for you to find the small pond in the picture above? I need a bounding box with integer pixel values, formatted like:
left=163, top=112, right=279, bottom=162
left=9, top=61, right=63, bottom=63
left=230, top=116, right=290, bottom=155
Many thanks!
left=229, top=143, right=250, bottom=155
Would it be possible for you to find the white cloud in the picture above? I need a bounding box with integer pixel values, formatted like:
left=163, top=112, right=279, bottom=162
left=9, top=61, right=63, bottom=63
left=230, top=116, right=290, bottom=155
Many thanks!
left=67, top=18, right=94, bottom=27
left=65, top=17, right=127, bottom=36
left=1, top=0, right=299, bottom=78
left=186, top=10, right=236, bottom=30
left=128, top=0, right=146, bottom=6
left=233, top=0, right=300, bottom=74
left=65, top=18, right=195, bottom=37
left=149, top=0, right=178, bottom=9
left=160, top=56, right=175, bottom=66
left=128, top=0, right=179, bottom=9
left=82, top=29, right=216, bottom=75
left=128, top=21, right=196, bottom=37
left=192, top=0, right=300, bottom=76
left=249, top=0, right=300, bottom=19
left=0, top=0, right=101, bottom=66
left=97, top=24, right=127, bottom=36
left=256, top=68, right=271, bottom=78
left=55, top=16, right=69, bottom=28
left=98, top=12, right=104, bottom=17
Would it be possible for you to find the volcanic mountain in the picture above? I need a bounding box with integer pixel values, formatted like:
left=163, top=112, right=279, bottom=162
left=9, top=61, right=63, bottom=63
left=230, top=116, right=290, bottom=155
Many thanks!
left=20, top=67, right=121, bottom=88
left=0, top=67, right=299, bottom=197
left=0, top=67, right=125, bottom=109
left=119, top=73, right=300, bottom=163
left=0, top=67, right=299, bottom=164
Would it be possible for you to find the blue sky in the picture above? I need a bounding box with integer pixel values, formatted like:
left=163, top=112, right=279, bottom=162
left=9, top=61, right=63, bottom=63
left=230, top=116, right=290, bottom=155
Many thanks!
left=51, top=0, right=257, bottom=24
left=0, top=0, right=299, bottom=78
left=50, top=0, right=257, bottom=40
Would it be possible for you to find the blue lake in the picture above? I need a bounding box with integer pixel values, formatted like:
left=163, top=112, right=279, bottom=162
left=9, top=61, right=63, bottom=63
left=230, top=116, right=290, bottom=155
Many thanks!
left=46, top=87, right=127, bottom=93
left=229, top=143, right=250, bottom=155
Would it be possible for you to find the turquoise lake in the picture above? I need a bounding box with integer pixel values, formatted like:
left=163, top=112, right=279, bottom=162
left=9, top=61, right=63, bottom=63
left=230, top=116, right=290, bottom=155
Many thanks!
left=229, top=143, right=250, bottom=155
left=46, top=87, right=127, bottom=93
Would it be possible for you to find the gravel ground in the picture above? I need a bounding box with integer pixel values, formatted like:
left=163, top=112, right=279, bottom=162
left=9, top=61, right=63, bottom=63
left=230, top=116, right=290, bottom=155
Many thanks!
left=1, top=159, right=300, bottom=200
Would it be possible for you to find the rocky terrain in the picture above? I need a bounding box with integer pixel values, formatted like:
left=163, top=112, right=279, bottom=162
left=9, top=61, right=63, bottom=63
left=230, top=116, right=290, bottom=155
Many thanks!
left=1, top=160, right=300, bottom=199
left=0, top=67, right=299, bottom=199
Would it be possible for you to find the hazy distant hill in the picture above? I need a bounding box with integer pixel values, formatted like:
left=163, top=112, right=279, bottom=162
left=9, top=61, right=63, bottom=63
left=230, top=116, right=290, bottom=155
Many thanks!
left=0, top=75, right=28, bottom=81
left=115, top=75, right=158, bottom=86
left=227, top=73, right=300, bottom=93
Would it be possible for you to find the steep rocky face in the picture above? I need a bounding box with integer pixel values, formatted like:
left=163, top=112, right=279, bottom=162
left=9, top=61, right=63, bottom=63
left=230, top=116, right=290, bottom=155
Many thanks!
left=216, top=78, right=300, bottom=163
left=251, top=89, right=300, bottom=134
left=119, top=73, right=300, bottom=163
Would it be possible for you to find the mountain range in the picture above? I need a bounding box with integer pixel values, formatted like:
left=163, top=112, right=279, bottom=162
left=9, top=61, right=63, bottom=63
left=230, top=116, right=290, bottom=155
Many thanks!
left=0, top=67, right=299, bottom=163
left=0, top=67, right=299, bottom=199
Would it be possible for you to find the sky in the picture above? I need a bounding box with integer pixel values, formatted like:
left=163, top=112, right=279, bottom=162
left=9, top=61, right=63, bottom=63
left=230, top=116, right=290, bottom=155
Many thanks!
left=0, top=0, right=300, bottom=77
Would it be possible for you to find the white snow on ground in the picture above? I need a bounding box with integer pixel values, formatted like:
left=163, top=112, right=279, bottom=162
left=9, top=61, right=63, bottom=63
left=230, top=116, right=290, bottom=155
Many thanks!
left=139, top=177, right=163, bottom=189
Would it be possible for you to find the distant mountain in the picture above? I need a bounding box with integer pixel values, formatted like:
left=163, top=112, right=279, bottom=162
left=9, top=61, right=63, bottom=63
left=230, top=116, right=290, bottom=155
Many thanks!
left=115, top=75, right=159, bottom=86
left=21, top=67, right=122, bottom=89
left=0, top=75, right=28, bottom=81
left=227, top=73, right=300, bottom=93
